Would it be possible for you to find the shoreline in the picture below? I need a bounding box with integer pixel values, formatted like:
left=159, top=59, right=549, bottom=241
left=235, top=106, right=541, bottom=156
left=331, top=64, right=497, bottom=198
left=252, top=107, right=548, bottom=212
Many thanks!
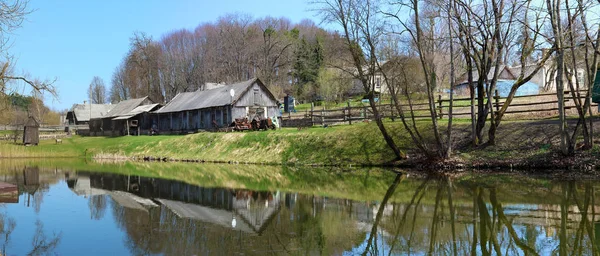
left=0, top=119, right=598, bottom=174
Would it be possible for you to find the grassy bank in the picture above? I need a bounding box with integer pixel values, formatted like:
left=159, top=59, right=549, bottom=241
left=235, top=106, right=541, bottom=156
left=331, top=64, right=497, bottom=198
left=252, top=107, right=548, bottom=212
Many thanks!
left=0, top=122, right=401, bottom=165
left=1, top=119, right=599, bottom=168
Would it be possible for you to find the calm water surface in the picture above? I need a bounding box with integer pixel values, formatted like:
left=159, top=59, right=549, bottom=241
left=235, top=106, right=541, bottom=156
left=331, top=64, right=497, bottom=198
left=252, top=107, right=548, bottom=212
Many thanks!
left=0, top=163, right=598, bottom=255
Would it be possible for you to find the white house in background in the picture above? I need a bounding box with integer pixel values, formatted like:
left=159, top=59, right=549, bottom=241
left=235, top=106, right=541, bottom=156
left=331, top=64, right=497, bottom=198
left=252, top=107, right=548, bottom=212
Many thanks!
left=508, top=64, right=587, bottom=92
left=349, top=61, right=394, bottom=96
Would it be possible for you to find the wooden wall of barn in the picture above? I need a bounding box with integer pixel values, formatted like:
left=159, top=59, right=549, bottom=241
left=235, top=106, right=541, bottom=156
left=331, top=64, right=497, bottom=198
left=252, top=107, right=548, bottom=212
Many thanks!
left=156, top=106, right=232, bottom=133
left=231, top=82, right=280, bottom=120
left=233, top=83, right=278, bottom=108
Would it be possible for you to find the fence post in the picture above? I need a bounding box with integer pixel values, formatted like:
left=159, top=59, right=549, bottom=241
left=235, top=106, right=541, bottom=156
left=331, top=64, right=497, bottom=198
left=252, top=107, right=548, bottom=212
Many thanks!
left=390, top=99, right=395, bottom=121
left=347, top=101, right=352, bottom=125
left=494, top=89, right=500, bottom=114
left=321, top=107, right=325, bottom=126
left=310, top=102, right=314, bottom=127
left=438, top=95, right=443, bottom=119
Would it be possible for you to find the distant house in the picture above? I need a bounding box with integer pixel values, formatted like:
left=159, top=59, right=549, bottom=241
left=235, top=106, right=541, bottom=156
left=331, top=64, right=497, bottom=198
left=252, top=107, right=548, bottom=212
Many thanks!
left=89, top=97, right=155, bottom=136
left=348, top=61, right=391, bottom=96
left=154, top=77, right=280, bottom=132
left=66, top=103, right=113, bottom=125
left=454, top=64, right=587, bottom=97
left=23, top=117, right=39, bottom=146
left=454, top=65, right=542, bottom=97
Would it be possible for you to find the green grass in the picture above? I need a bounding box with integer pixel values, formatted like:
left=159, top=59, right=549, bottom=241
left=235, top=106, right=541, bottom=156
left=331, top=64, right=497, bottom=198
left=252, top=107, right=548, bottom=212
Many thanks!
left=0, top=117, right=593, bottom=167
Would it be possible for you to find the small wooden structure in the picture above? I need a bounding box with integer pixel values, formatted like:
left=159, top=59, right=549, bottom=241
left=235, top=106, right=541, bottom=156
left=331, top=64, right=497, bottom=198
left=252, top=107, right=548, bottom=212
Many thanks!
left=23, top=116, right=39, bottom=146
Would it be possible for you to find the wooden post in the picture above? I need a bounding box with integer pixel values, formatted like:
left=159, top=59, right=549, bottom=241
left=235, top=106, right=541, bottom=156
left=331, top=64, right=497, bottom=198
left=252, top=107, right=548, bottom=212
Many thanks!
left=170, top=113, right=173, bottom=131
left=126, top=120, right=130, bottom=136
left=347, top=101, right=352, bottom=125
left=438, top=95, right=443, bottom=119
left=321, top=107, right=325, bottom=126
left=494, top=89, right=500, bottom=114
left=310, top=102, right=314, bottom=127
left=390, top=99, right=394, bottom=121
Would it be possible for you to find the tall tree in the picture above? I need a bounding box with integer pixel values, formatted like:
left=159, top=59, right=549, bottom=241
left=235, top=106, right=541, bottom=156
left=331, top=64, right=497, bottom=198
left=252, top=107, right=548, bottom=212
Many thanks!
left=314, top=0, right=409, bottom=160
left=88, top=76, right=106, bottom=104
left=108, top=62, right=129, bottom=103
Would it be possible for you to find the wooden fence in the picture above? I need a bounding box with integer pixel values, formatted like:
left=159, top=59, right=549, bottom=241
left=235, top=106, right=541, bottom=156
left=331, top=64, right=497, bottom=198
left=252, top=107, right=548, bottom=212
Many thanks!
left=281, top=90, right=599, bottom=127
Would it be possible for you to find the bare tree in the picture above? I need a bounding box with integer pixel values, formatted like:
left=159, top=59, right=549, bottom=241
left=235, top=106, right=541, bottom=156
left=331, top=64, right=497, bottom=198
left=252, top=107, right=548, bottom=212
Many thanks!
left=126, top=32, right=163, bottom=103
left=109, top=62, right=129, bottom=103
left=314, top=0, right=406, bottom=160
left=87, top=76, right=106, bottom=104
left=544, top=0, right=600, bottom=154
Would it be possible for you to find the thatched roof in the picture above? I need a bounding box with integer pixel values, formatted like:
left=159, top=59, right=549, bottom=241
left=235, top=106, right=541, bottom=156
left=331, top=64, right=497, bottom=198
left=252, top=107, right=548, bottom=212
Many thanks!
left=103, top=97, right=149, bottom=118
left=67, top=104, right=113, bottom=122
left=156, top=78, right=272, bottom=114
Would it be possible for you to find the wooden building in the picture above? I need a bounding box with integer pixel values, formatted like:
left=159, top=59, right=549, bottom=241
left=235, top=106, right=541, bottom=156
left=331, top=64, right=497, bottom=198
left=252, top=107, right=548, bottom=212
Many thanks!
left=66, top=103, right=113, bottom=125
left=111, top=103, right=162, bottom=135
left=155, top=78, right=280, bottom=133
left=23, top=116, right=39, bottom=146
left=89, top=97, right=155, bottom=136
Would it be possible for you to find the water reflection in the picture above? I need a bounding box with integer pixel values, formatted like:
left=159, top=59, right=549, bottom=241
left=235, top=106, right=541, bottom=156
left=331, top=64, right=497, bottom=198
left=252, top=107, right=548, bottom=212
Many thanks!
left=65, top=171, right=376, bottom=255
left=366, top=177, right=600, bottom=256
left=0, top=164, right=598, bottom=255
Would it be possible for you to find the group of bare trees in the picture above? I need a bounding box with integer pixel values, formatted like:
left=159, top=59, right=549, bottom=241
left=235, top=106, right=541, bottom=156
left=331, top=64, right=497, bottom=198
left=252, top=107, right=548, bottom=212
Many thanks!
left=102, top=15, right=351, bottom=104
left=314, top=0, right=600, bottom=159
left=0, top=0, right=58, bottom=127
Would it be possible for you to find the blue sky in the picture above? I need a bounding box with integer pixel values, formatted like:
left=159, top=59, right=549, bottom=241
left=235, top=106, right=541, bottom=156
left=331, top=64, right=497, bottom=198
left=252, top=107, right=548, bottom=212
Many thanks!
left=9, top=0, right=316, bottom=110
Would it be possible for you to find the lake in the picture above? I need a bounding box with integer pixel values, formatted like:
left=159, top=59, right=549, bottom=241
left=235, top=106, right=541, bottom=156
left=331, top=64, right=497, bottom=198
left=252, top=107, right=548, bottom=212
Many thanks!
left=0, top=160, right=597, bottom=255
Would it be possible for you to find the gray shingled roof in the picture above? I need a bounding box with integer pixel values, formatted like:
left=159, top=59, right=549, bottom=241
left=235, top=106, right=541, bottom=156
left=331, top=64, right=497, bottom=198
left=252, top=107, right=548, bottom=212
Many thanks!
left=69, top=104, right=114, bottom=122
left=112, top=103, right=161, bottom=120
left=103, top=97, right=149, bottom=118
left=156, top=78, right=259, bottom=114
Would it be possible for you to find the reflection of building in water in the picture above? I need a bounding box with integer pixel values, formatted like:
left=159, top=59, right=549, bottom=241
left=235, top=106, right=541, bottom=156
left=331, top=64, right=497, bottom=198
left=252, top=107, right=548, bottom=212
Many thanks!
left=0, top=166, right=64, bottom=210
left=67, top=171, right=282, bottom=234
left=65, top=171, right=374, bottom=255
left=0, top=181, right=18, bottom=203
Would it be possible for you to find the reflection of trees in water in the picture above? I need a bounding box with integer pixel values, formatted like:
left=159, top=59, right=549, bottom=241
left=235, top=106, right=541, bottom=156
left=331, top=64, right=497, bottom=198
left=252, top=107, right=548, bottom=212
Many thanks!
left=0, top=214, right=16, bottom=255
left=88, top=195, right=107, bottom=220
left=28, top=220, right=61, bottom=256
left=0, top=215, right=61, bottom=256
left=364, top=177, right=600, bottom=256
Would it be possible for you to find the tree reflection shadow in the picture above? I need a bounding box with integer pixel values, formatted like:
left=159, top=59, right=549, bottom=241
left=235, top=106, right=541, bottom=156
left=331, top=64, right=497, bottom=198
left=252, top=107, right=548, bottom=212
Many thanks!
left=0, top=215, right=61, bottom=256
left=366, top=176, right=600, bottom=256
left=28, top=220, right=61, bottom=256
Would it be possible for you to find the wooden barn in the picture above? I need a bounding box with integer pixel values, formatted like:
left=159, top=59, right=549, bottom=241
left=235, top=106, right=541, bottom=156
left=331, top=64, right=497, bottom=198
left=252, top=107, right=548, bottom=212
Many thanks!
left=89, top=97, right=155, bottom=136
left=23, top=116, right=39, bottom=146
left=154, top=78, right=280, bottom=133
left=66, top=103, right=113, bottom=125
left=111, top=103, right=162, bottom=135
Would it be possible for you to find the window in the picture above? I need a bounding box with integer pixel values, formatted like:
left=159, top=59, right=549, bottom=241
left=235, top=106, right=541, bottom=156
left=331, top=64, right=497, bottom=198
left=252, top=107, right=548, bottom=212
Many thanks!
left=253, top=89, right=260, bottom=105
left=376, top=77, right=381, bottom=88
left=223, top=107, right=228, bottom=125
